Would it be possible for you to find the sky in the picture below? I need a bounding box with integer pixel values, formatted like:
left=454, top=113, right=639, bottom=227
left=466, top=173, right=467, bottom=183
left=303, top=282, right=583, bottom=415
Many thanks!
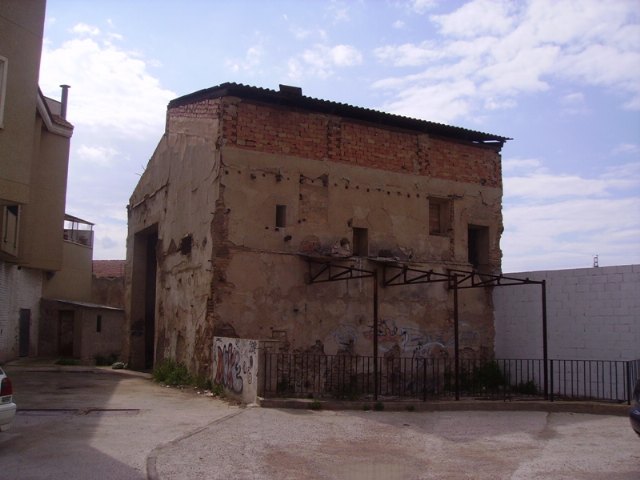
left=38, top=0, right=640, bottom=273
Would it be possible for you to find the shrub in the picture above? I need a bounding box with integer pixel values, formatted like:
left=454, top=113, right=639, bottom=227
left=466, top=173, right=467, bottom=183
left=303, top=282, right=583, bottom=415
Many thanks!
left=152, top=359, right=192, bottom=386
left=513, top=380, right=538, bottom=395
left=373, top=401, right=384, bottom=411
left=94, top=353, right=118, bottom=366
left=309, top=400, right=322, bottom=410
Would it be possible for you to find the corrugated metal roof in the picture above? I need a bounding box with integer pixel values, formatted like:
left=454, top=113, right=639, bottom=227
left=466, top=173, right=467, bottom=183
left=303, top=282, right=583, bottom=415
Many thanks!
left=168, top=82, right=510, bottom=146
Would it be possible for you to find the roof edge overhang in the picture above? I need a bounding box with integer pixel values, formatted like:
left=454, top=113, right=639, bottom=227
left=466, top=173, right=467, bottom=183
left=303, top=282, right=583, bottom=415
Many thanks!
left=167, top=82, right=510, bottom=148
left=37, top=88, right=73, bottom=138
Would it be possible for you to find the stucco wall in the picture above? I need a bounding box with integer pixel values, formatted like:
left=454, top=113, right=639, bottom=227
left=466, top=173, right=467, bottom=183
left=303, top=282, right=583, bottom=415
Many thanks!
left=493, top=265, right=640, bottom=361
left=43, top=241, right=93, bottom=302
left=0, top=262, right=42, bottom=361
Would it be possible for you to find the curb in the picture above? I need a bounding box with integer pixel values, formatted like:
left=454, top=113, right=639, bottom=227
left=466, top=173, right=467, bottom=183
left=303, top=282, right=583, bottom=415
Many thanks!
left=258, top=397, right=631, bottom=417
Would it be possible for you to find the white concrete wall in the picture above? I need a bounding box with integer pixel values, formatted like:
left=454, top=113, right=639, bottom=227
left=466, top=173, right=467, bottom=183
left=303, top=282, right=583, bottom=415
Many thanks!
left=493, top=264, right=640, bottom=361
left=0, top=262, right=43, bottom=361
left=212, top=336, right=259, bottom=404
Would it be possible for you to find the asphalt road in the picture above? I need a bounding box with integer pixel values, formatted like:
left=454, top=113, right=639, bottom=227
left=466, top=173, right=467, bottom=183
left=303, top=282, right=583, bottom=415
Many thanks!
left=1, top=364, right=638, bottom=480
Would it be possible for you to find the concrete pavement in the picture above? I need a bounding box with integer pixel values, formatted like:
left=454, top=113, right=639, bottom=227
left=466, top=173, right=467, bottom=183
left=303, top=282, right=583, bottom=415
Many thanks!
left=1, top=361, right=638, bottom=479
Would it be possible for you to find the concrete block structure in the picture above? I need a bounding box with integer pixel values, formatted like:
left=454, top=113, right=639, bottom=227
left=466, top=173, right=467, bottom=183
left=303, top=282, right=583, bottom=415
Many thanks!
left=126, top=83, right=508, bottom=375
left=494, top=265, right=640, bottom=361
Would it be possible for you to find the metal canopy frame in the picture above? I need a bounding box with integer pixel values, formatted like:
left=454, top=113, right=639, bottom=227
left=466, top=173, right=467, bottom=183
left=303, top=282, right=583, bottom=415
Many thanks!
left=301, top=255, right=549, bottom=401
left=379, top=261, right=548, bottom=400
left=302, top=255, right=381, bottom=400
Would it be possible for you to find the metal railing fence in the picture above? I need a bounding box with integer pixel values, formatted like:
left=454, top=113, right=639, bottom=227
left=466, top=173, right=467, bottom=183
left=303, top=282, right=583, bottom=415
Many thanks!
left=262, top=352, right=640, bottom=404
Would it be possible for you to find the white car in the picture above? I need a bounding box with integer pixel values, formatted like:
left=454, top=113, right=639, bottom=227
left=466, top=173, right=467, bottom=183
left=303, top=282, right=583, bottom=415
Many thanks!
left=0, top=367, right=16, bottom=431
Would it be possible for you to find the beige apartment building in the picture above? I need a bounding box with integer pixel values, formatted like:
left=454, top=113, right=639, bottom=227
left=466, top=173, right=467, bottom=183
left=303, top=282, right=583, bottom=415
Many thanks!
left=0, top=0, right=123, bottom=363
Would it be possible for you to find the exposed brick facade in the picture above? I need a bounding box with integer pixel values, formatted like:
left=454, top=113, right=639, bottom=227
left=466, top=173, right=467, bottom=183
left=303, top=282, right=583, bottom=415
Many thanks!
left=167, top=96, right=502, bottom=188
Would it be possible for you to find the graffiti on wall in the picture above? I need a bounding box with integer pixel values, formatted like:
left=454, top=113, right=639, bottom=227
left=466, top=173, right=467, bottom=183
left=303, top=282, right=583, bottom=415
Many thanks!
left=213, top=337, right=257, bottom=394
left=362, top=319, right=449, bottom=357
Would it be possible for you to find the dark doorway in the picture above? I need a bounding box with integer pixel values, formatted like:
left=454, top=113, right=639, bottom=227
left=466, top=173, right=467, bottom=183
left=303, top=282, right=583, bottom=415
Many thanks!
left=58, top=310, right=75, bottom=357
left=131, top=224, right=159, bottom=371
left=19, top=309, right=30, bottom=357
left=144, top=231, right=158, bottom=370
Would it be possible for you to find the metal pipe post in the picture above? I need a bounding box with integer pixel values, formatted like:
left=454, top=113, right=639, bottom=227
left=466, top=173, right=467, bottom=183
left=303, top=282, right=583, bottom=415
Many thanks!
left=542, top=280, right=549, bottom=400
left=373, top=269, right=379, bottom=401
left=453, top=274, right=460, bottom=401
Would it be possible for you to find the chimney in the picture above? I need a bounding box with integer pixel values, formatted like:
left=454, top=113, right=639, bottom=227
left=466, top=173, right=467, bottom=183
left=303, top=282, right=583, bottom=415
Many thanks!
left=279, top=84, right=302, bottom=98
left=59, top=84, right=70, bottom=119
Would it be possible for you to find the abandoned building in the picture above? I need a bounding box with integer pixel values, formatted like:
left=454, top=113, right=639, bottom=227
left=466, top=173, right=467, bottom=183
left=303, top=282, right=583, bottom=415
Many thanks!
left=125, top=82, right=508, bottom=375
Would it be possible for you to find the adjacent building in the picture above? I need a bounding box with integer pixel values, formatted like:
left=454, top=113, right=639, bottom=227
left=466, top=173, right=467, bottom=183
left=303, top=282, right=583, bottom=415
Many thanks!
left=0, top=0, right=123, bottom=364
left=126, top=83, right=508, bottom=375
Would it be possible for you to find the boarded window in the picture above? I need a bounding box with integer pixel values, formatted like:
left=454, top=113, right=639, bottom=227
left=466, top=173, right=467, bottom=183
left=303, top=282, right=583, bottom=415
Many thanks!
left=275, top=205, right=287, bottom=228
left=352, top=227, right=368, bottom=256
left=429, top=197, right=450, bottom=235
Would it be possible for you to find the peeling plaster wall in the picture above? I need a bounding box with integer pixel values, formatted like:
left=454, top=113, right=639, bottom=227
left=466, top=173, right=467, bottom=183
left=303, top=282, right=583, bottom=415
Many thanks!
left=126, top=93, right=503, bottom=376
left=213, top=146, right=499, bottom=358
left=126, top=109, right=221, bottom=373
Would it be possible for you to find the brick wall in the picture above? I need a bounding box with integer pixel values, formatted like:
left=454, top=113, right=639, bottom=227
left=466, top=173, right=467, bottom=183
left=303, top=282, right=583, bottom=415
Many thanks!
left=168, top=97, right=502, bottom=188
left=493, top=265, right=640, bottom=361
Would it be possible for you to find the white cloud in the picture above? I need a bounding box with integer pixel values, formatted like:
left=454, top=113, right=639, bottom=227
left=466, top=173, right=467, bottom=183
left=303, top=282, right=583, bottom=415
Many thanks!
left=70, top=23, right=100, bottom=36
left=226, top=45, right=264, bottom=73
left=431, top=0, right=515, bottom=38
left=76, top=144, right=119, bottom=167
left=501, top=159, right=640, bottom=271
left=328, top=0, right=350, bottom=23
left=288, top=44, right=362, bottom=80
left=409, top=0, right=438, bottom=14
left=374, top=0, right=640, bottom=122
left=40, top=33, right=175, bottom=139
left=392, top=20, right=405, bottom=29
left=559, top=92, right=588, bottom=115
left=612, top=143, right=640, bottom=156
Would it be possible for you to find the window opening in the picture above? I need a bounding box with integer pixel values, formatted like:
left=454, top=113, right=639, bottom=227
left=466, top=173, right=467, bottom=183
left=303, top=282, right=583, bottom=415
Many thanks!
left=0, top=56, right=7, bottom=128
left=275, top=205, right=287, bottom=228
left=468, top=225, right=489, bottom=270
left=429, top=197, right=451, bottom=236
left=96, top=315, right=102, bottom=333
left=352, top=227, right=368, bottom=257
left=179, top=234, right=193, bottom=255
left=1, top=204, right=19, bottom=256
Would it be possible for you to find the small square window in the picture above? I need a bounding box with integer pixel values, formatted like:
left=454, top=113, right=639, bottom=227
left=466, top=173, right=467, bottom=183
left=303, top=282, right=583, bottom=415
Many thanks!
left=0, top=56, right=7, bottom=128
left=275, top=205, right=287, bottom=228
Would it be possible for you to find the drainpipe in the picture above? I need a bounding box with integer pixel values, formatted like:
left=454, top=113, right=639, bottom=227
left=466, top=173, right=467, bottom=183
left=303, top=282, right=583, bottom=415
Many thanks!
left=59, top=84, right=70, bottom=119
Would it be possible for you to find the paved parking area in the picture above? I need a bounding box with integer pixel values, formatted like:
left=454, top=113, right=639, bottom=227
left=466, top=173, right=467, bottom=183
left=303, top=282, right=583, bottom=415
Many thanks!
left=1, top=364, right=638, bottom=479
left=154, top=407, right=640, bottom=480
